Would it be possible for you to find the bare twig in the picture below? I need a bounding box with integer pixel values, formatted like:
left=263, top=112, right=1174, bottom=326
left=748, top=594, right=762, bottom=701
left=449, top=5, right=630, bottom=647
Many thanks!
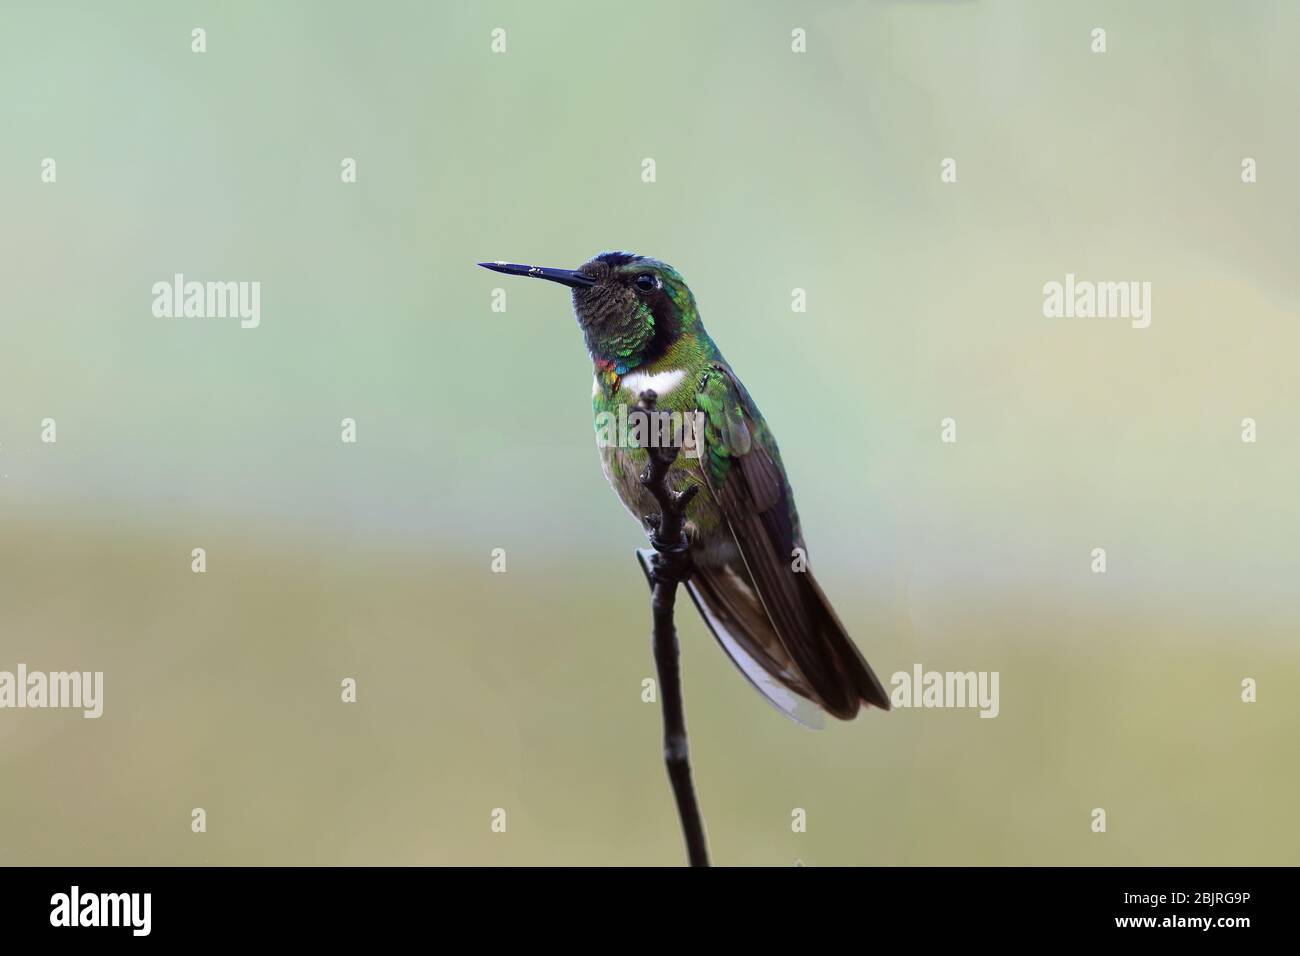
left=631, top=389, right=709, bottom=867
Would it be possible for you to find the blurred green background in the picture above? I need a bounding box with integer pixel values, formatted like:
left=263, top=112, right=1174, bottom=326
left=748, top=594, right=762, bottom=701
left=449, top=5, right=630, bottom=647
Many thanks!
left=1, top=0, right=1297, bottom=865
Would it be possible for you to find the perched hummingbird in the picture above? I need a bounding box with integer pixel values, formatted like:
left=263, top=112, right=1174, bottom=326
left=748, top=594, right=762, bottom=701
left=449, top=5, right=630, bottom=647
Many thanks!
left=479, top=252, right=890, bottom=727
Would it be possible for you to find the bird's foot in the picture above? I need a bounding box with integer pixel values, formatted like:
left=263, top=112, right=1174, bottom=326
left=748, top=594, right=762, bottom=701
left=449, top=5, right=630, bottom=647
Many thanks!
left=647, top=539, right=692, bottom=586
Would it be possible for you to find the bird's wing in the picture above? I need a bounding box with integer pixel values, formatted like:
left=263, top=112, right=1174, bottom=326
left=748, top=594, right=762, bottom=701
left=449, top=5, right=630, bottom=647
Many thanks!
left=683, top=560, right=826, bottom=728
left=693, top=363, right=890, bottom=719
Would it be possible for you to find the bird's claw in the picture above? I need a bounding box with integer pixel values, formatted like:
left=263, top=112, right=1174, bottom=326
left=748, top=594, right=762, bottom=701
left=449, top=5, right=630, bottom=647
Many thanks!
left=647, top=540, right=692, bottom=585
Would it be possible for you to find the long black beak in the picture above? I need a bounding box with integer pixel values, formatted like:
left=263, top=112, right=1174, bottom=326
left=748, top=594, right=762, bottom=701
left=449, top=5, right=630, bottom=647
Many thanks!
left=477, top=261, right=596, bottom=289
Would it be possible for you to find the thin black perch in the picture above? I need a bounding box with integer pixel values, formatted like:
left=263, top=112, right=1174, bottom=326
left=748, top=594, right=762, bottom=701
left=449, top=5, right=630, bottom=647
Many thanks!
left=632, top=388, right=710, bottom=868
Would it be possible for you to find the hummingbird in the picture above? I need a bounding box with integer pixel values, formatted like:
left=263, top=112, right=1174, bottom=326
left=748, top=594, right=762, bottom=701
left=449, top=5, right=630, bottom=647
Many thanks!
left=479, top=252, right=890, bottom=727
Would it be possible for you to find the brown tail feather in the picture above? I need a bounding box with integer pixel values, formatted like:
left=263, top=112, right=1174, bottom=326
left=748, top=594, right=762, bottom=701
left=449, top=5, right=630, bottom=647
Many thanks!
left=800, top=571, right=892, bottom=713
left=688, top=561, right=827, bottom=726
left=688, top=557, right=890, bottom=723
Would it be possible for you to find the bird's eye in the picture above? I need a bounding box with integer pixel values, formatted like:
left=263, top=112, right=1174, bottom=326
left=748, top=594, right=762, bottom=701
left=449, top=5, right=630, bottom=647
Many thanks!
left=634, top=273, right=658, bottom=293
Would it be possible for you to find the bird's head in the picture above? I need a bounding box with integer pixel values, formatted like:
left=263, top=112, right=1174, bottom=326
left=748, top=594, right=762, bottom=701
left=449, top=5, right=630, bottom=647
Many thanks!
left=479, top=251, right=697, bottom=373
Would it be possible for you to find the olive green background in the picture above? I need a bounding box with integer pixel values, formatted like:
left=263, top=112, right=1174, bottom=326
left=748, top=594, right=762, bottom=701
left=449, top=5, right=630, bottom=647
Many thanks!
left=1, top=0, right=1297, bottom=865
